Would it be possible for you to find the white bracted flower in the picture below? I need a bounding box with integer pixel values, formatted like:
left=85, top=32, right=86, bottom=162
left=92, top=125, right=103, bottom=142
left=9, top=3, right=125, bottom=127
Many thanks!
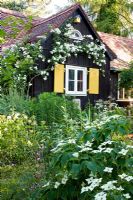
left=85, top=177, right=102, bottom=191
left=54, top=182, right=60, bottom=189
left=118, top=149, right=128, bottom=156
left=61, top=174, right=68, bottom=184
left=103, top=167, right=113, bottom=173
left=94, top=191, right=107, bottom=200
left=123, top=193, right=131, bottom=199
left=81, top=186, right=89, bottom=194
left=72, top=152, right=79, bottom=158
left=118, top=173, right=133, bottom=182
left=101, top=180, right=117, bottom=191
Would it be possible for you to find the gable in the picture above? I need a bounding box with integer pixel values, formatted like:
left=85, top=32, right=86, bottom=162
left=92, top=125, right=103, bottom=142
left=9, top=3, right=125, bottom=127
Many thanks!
left=29, top=4, right=116, bottom=61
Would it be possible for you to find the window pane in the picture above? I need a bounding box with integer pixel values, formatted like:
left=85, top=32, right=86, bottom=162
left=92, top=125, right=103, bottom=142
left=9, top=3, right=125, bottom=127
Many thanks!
left=78, top=70, right=83, bottom=80
left=77, top=81, right=83, bottom=91
left=69, top=70, right=75, bottom=80
left=69, top=81, right=74, bottom=91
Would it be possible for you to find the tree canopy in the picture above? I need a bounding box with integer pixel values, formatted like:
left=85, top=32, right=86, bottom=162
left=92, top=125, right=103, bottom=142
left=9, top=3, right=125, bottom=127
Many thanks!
left=119, top=62, right=133, bottom=90
left=71, top=0, right=133, bottom=37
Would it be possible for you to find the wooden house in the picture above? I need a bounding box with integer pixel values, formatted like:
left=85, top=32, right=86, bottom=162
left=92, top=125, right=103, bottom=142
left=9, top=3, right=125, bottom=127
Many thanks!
left=99, top=32, right=133, bottom=107
left=2, top=4, right=132, bottom=108
left=28, top=4, right=116, bottom=108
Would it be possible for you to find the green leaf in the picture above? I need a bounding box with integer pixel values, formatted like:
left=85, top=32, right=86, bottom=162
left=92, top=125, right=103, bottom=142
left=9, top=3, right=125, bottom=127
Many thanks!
left=70, top=164, right=80, bottom=176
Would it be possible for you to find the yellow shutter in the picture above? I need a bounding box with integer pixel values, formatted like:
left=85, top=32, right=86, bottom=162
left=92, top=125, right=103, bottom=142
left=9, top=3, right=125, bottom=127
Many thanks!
left=54, top=64, right=64, bottom=93
left=88, top=68, right=99, bottom=94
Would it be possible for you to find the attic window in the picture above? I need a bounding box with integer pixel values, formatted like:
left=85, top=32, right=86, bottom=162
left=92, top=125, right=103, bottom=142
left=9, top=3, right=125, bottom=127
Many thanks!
left=69, top=30, right=83, bottom=41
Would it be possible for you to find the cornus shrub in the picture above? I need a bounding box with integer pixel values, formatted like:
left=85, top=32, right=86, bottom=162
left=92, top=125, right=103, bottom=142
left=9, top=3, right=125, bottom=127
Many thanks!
left=0, top=112, right=39, bottom=165
left=33, top=115, right=133, bottom=200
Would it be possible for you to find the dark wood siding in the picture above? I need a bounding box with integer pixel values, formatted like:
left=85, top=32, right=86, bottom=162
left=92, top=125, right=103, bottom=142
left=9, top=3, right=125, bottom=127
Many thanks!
left=110, top=71, right=118, bottom=100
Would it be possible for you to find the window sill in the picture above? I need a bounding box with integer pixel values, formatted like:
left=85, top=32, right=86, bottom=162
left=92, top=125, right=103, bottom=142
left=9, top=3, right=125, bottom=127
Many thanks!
left=65, top=93, right=87, bottom=97
left=117, top=99, right=133, bottom=102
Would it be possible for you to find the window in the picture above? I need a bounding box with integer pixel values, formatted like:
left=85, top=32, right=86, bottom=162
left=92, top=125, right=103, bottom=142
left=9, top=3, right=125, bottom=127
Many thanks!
left=118, top=88, right=133, bottom=100
left=65, top=65, right=87, bottom=96
left=69, top=30, right=83, bottom=41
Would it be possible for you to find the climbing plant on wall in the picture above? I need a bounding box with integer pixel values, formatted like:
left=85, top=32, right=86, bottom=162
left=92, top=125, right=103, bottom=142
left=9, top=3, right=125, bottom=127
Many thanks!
left=0, top=23, right=106, bottom=94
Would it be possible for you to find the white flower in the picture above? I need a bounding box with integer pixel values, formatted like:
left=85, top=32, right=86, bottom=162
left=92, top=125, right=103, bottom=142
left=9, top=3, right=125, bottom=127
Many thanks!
left=95, top=191, right=107, bottom=200
left=79, top=147, right=92, bottom=152
left=34, top=66, right=38, bottom=70
left=29, top=83, right=32, bottom=86
left=54, top=28, right=61, bottom=34
left=118, top=173, right=127, bottom=179
left=103, top=148, right=113, bottom=153
left=61, top=174, right=68, bottom=184
left=67, top=139, right=76, bottom=144
left=54, top=182, right=60, bottom=189
left=126, top=145, right=133, bottom=149
left=81, top=186, right=89, bottom=193
left=123, top=193, right=131, bottom=199
left=116, top=186, right=124, bottom=191
left=103, top=167, right=113, bottom=173
left=7, top=116, right=12, bottom=120
left=101, top=180, right=117, bottom=191
left=43, top=77, right=47, bottom=81
left=118, top=149, right=128, bottom=156
left=92, top=149, right=102, bottom=153
left=72, top=152, right=79, bottom=158
left=85, top=177, right=102, bottom=191
left=118, top=174, right=133, bottom=182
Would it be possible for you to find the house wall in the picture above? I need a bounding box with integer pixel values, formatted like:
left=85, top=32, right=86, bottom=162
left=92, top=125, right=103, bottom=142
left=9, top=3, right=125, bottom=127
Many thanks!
left=110, top=71, right=118, bottom=100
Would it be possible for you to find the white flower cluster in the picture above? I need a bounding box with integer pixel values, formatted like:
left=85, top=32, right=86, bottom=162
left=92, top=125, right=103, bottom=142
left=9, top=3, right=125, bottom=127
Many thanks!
left=51, top=137, right=76, bottom=153
left=103, top=167, right=113, bottom=173
left=81, top=177, right=102, bottom=193
left=78, top=141, right=93, bottom=152
left=49, top=23, right=106, bottom=70
left=54, top=173, right=68, bottom=189
left=94, top=191, right=107, bottom=200
left=101, top=180, right=117, bottom=191
left=118, top=173, right=133, bottom=182
left=118, top=149, right=128, bottom=156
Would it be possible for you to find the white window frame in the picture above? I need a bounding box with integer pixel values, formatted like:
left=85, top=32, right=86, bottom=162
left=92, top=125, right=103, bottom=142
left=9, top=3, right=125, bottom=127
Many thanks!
left=69, top=30, right=83, bottom=41
left=65, top=65, right=87, bottom=96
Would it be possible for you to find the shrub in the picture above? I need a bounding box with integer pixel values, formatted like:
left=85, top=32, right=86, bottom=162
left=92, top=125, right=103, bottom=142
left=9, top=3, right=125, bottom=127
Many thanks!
left=32, top=114, right=133, bottom=200
left=32, top=93, right=80, bottom=125
left=0, top=89, right=32, bottom=116
left=0, top=112, right=39, bottom=165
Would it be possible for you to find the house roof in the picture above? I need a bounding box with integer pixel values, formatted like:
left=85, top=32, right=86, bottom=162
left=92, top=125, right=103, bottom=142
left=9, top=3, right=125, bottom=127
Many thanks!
left=0, top=7, right=29, bottom=49
left=98, top=32, right=133, bottom=71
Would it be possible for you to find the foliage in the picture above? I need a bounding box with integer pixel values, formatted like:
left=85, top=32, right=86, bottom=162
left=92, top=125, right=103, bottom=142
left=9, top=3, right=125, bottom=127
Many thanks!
left=0, top=13, right=32, bottom=45
left=119, top=62, right=133, bottom=90
left=0, top=41, right=46, bottom=93
left=0, top=112, right=39, bottom=165
left=34, top=114, right=133, bottom=200
left=0, top=97, right=132, bottom=200
left=32, top=92, right=80, bottom=125
left=0, top=89, right=32, bottom=115
left=72, top=0, right=133, bottom=37
left=0, top=160, right=46, bottom=200
left=96, top=1, right=122, bottom=36
left=0, top=0, right=27, bottom=11
left=0, top=91, right=80, bottom=125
